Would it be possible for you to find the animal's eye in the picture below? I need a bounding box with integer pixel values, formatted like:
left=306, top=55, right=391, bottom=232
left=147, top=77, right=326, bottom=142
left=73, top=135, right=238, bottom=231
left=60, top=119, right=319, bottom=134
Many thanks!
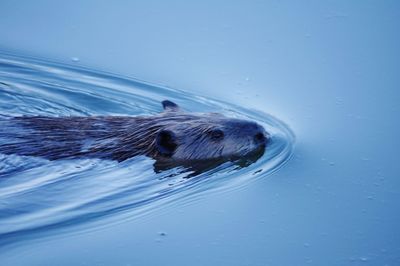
left=210, top=129, right=224, bottom=140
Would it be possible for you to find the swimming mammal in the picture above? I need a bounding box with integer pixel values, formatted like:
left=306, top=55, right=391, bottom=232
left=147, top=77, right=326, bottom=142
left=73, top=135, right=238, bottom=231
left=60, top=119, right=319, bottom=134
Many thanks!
left=0, top=100, right=268, bottom=171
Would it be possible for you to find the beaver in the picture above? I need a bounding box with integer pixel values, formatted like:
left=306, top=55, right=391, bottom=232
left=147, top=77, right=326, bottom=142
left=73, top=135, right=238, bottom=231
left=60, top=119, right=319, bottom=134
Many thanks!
left=0, top=100, right=269, bottom=172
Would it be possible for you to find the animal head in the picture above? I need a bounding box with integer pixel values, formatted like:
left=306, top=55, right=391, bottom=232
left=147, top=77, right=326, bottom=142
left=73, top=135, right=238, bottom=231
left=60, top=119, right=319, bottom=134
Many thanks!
left=154, top=100, right=269, bottom=162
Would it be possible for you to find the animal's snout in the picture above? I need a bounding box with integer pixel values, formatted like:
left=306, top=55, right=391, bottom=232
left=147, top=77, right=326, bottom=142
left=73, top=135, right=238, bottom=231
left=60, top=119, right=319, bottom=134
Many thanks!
left=253, top=131, right=268, bottom=145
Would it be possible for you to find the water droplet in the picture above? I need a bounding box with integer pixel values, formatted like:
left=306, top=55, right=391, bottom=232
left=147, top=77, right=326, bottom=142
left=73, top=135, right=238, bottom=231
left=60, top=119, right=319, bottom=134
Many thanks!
left=158, top=231, right=167, bottom=236
left=71, top=57, right=80, bottom=62
left=359, top=257, right=369, bottom=262
left=335, top=97, right=343, bottom=105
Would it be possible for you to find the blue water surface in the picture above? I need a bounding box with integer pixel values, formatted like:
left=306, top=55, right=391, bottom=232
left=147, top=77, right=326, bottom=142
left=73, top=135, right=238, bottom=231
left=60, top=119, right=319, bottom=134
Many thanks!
left=0, top=1, right=399, bottom=266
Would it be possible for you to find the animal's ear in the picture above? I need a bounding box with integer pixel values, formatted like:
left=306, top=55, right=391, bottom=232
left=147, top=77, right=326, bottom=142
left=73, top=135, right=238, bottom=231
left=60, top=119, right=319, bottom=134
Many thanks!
left=156, top=130, right=177, bottom=156
left=162, top=100, right=181, bottom=112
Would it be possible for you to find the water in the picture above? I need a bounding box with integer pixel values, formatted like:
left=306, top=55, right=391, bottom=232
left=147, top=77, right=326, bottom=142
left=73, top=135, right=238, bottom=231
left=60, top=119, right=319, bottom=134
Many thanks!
left=0, top=53, right=293, bottom=248
left=0, top=1, right=399, bottom=265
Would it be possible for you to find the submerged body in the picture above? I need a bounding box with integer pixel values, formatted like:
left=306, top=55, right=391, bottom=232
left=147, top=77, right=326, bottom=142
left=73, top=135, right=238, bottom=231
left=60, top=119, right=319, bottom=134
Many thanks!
left=0, top=101, right=268, bottom=171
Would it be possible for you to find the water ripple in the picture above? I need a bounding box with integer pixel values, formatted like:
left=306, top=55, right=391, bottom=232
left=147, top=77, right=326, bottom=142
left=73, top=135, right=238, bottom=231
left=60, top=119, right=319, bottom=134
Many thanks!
left=0, top=52, right=294, bottom=249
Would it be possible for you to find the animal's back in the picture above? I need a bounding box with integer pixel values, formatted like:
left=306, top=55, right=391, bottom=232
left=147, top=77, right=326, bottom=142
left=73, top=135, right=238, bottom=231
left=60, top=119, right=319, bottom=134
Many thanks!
left=0, top=116, right=149, bottom=160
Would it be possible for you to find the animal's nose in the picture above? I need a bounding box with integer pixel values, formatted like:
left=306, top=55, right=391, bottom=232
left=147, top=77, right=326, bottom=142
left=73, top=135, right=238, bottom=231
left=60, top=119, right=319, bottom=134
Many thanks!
left=254, top=132, right=267, bottom=144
